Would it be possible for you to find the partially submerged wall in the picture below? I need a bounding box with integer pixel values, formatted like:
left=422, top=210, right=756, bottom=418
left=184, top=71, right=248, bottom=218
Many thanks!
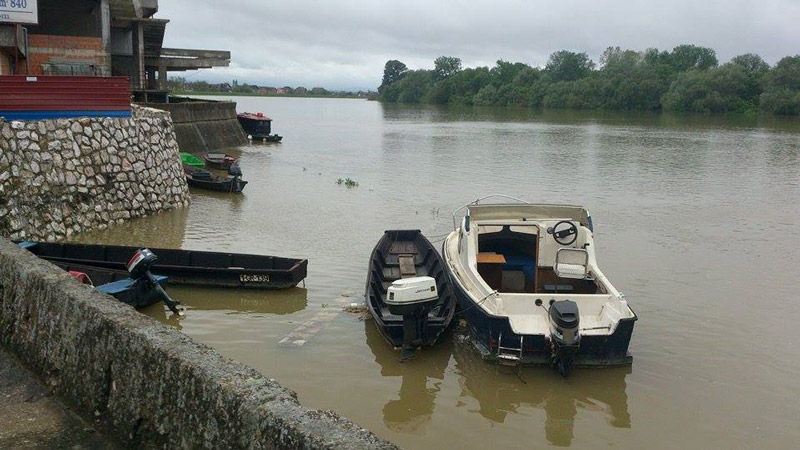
left=0, top=105, right=190, bottom=241
left=0, top=239, right=396, bottom=449
left=143, top=99, right=247, bottom=153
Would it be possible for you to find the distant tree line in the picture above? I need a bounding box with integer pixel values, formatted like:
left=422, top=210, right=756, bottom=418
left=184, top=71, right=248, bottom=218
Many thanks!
left=168, top=77, right=376, bottom=99
left=378, top=45, right=800, bottom=115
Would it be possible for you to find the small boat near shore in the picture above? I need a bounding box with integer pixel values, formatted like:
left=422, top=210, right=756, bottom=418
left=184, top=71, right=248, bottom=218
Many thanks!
left=19, top=243, right=183, bottom=313
left=366, top=230, right=457, bottom=359
left=442, top=196, right=637, bottom=376
left=237, top=112, right=283, bottom=142
left=180, top=152, right=205, bottom=168
left=19, top=241, right=308, bottom=289
left=204, top=152, right=236, bottom=170
left=184, top=166, right=247, bottom=193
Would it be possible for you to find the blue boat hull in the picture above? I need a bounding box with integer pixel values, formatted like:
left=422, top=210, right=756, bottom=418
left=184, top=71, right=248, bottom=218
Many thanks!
left=444, top=242, right=636, bottom=367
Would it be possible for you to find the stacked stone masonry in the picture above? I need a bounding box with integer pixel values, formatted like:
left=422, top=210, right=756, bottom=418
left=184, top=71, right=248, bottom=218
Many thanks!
left=0, top=105, right=190, bottom=241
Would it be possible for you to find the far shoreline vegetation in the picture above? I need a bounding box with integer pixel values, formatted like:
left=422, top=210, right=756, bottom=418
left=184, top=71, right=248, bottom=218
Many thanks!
left=378, top=45, right=800, bottom=115
left=168, top=78, right=377, bottom=100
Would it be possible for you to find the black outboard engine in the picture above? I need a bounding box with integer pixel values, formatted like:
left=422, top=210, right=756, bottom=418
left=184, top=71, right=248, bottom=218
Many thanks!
left=228, top=163, right=243, bottom=192
left=385, top=276, right=439, bottom=361
left=228, top=163, right=242, bottom=177
left=127, top=249, right=184, bottom=316
left=548, top=300, right=580, bottom=376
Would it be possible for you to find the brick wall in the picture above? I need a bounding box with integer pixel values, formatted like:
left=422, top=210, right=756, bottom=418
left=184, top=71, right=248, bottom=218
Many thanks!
left=27, top=34, right=109, bottom=76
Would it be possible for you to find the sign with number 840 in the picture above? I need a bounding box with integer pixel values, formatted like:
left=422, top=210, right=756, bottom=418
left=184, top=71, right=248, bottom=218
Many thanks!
left=0, top=0, right=38, bottom=25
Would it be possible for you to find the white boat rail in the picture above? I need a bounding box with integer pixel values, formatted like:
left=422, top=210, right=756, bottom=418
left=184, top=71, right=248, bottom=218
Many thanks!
left=451, top=194, right=531, bottom=230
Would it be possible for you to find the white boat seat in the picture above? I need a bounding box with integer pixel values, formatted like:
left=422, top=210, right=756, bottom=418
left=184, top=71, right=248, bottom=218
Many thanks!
left=556, top=263, right=587, bottom=277
left=555, top=248, right=589, bottom=279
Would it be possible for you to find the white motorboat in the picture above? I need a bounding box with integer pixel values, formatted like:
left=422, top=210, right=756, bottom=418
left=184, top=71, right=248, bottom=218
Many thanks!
left=442, top=196, right=637, bottom=375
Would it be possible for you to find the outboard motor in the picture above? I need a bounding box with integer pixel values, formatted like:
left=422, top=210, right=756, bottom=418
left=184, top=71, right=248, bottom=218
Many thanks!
left=385, top=276, right=439, bottom=360
left=548, top=300, right=580, bottom=376
left=228, top=163, right=243, bottom=192
left=228, top=162, right=242, bottom=177
left=127, top=249, right=184, bottom=316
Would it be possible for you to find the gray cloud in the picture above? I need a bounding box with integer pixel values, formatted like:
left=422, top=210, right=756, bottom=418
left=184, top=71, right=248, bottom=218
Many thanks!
left=158, top=0, right=800, bottom=90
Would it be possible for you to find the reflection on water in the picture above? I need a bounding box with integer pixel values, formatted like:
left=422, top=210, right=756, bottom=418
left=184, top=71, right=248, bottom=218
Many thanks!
left=364, top=322, right=452, bottom=435
left=142, top=287, right=308, bottom=329
left=451, top=334, right=630, bottom=447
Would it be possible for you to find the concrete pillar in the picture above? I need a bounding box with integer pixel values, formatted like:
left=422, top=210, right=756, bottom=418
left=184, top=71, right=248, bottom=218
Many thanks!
left=132, top=23, right=145, bottom=91
left=158, top=63, right=167, bottom=91
left=100, top=0, right=111, bottom=75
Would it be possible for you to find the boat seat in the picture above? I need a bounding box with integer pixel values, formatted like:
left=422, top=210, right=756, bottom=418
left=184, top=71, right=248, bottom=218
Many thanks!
left=398, top=254, right=417, bottom=278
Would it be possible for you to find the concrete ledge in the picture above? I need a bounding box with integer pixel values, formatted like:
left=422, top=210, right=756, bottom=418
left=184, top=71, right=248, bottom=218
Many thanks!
left=141, top=100, right=248, bottom=152
left=0, top=239, right=396, bottom=449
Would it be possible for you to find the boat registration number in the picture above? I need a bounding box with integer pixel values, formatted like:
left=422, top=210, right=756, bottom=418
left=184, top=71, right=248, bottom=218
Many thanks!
left=240, top=274, right=270, bottom=283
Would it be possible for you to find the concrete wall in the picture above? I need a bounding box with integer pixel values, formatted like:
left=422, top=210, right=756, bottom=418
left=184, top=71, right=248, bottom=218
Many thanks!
left=143, top=100, right=248, bottom=152
left=0, top=239, right=396, bottom=449
left=0, top=105, right=190, bottom=241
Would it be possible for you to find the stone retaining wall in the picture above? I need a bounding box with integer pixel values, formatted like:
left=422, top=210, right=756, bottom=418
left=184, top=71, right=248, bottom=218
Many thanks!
left=0, top=105, right=190, bottom=241
left=0, top=238, right=396, bottom=449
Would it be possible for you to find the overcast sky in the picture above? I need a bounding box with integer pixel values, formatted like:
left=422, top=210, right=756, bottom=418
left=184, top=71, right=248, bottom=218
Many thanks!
left=158, top=0, right=800, bottom=90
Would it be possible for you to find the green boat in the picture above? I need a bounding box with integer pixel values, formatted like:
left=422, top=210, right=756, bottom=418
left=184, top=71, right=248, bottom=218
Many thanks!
left=180, top=152, right=205, bottom=168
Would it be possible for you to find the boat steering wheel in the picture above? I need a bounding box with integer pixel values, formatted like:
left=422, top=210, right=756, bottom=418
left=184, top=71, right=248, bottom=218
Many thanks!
left=550, top=220, right=579, bottom=246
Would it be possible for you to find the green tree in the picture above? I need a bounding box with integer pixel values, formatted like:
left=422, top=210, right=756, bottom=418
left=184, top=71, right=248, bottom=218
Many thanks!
left=760, top=55, right=800, bottom=115
left=730, top=54, right=770, bottom=77
left=380, top=60, right=408, bottom=89
left=545, top=51, right=595, bottom=82
left=434, top=56, right=462, bottom=80
left=669, top=44, right=718, bottom=71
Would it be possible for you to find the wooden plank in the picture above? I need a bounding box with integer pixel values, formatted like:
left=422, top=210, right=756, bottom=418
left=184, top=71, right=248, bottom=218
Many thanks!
left=398, top=254, right=416, bottom=278
left=477, top=253, right=506, bottom=264
left=278, top=296, right=350, bottom=347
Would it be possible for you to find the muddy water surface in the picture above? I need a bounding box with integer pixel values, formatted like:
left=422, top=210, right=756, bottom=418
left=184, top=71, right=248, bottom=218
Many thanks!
left=76, top=97, right=800, bottom=448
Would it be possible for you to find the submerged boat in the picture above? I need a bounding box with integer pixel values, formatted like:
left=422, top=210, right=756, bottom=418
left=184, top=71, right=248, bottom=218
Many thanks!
left=237, top=112, right=283, bottom=142
left=366, top=230, right=457, bottom=358
left=19, top=243, right=183, bottom=314
left=442, top=196, right=637, bottom=376
left=19, top=241, right=308, bottom=289
left=184, top=166, right=247, bottom=193
left=180, top=152, right=205, bottom=168
left=204, top=152, right=236, bottom=170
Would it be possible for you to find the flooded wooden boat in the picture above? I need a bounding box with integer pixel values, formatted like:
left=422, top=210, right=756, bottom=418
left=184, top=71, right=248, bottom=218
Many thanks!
left=204, top=152, right=236, bottom=170
left=180, top=152, right=205, bottom=168
left=365, top=230, right=457, bottom=358
left=19, top=242, right=181, bottom=312
left=53, top=260, right=169, bottom=308
left=443, top=196, right=637, bottom=376
left=184, top=166, right=247, bottom=193
left=237, top=112, right=283, bottom=142
left=19, top=241, right=308, bottom=289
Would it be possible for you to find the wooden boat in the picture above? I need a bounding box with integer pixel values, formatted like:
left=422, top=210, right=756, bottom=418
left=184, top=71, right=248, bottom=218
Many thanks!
left=19, top=241, right=308, bottom=289
left=204, top=152, right=236, bottom=170
left=365, top=230, right=457, bottom=356
left=184, top=166, right=247, bottom=193
left=237, top=112, right=283, bottom=142
left=180, top=152, right=205, bottom=168
left=54, top=260, right=169, bottom=308
left=442, top=196, right=637, bottom=376
left=18, top=242, right=181, bottom=312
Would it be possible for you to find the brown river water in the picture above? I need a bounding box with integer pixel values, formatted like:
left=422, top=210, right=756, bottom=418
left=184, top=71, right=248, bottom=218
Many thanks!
left=75, top=97, right=800, bottom=449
